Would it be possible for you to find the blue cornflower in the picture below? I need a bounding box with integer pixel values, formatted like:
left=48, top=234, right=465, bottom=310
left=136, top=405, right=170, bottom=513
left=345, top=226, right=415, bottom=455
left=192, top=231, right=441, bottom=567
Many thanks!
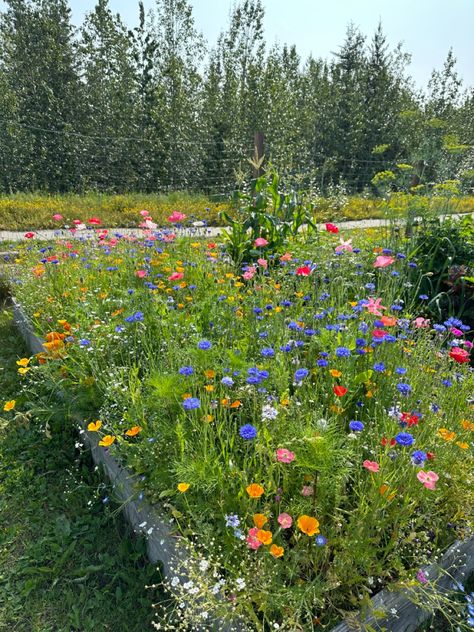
left=412, top=450, right=427, bottom=465
left=419, top=294, right=429, bottom=300
left=261, top=347, right=275, bottom=358
left=395, top=367, right=407, bottom=375
left=239, top=424, right=257, bottom=440
left=280, top=344, right=292, bottom=352
left=315, top=535, right=327, bottom=546
left=442, top=379, right=452, bottom=387
left=182, top=397, right=201, bottom=410
left=395, top=432, right=415, bottom=446
left=396, top=383, right=412, bottom=396
left=335, top=346, right=351, bottom=357
left=317, top=359, right=329, bottom=367
left=356, top=338, right=367, bottom=347
left=79, top=338, right=91, bottom=347
left=294, top=368, right=309, bottom=382
left=179, top=366, right=194, bottom=376
left=349, top=420, right=364, bottom=432
left=225, top=514, right=240, bottom=528
left=221, top=376, right=234, bottom=387
left=373, top=362, right=386, bottom=372
left=198, top=340, right=212, bottom=350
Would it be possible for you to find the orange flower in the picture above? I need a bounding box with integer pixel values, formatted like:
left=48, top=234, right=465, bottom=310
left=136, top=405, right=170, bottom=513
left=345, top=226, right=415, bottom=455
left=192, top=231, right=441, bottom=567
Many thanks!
left=45, top=331, right=65, bottom=342
left=329, top=369, right=342, bottom=378
left=229, top=400, right=241, bottom=409
left=3, top=400, right=16, bottom=412
left=438, top=427, right=456, bottom=441
left=246, top=483, right=264, bottom=499
left=456, top=442, right=469, bottom=450
left=253, top=514, right=268, bottom=529
left=125, top=426, right=142, bottom=437
left=87, top=420, right=102, bottom=432
left=256, top=530, right=272, bottom=545
left=461, top=419, right=474, bottom=431
left=269, top=544, right=284, bottom=558
left=297, top=515, right=320, bottom=536
left=98, top=435, right=116, bottom=447
left=204, top=370, right=216, bottom=379
left=177, top=482, right=190, bottom=492
left=380, top=315, right=398, bottom=327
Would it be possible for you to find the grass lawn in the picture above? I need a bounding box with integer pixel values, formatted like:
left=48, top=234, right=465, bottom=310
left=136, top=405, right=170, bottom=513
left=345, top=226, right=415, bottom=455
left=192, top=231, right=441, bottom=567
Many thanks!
left=0, top=303, right=160, bottom=632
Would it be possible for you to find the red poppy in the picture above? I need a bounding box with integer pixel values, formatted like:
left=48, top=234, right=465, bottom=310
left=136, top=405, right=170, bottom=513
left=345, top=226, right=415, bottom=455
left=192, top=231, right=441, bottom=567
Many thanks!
left=449, top=347, right=470, bottom=363
left=325, top=223, right=339, bottom=234
left=24, top=232, right=35, bottom=238
left=333, top=385, right=348, bottom=397
left=381, top=437, right=396, bottom=447
left=296, top=266, right=311, bottom=276
left=88, top=217, right=102, bottom=225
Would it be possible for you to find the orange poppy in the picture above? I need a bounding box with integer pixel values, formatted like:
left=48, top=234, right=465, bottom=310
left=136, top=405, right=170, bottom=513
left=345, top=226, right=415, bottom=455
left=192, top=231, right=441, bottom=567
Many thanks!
left=297, top=515, right=320, bottom=536
left=246, top=483, right=264, bottom=499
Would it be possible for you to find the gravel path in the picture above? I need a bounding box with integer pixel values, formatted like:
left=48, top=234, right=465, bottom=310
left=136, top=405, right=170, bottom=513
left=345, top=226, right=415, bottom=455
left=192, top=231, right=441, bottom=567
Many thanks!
left=0, top=213, right=471, bottom=244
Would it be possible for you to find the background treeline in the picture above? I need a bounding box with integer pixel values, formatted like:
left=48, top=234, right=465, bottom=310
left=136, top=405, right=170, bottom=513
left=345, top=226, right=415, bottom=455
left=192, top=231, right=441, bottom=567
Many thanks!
left=0, top=0, right=473, bottom=195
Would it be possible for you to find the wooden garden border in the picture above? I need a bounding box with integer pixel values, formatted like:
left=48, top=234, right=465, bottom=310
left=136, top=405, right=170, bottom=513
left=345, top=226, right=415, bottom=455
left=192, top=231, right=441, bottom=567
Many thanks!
left=10, top=298, right=474, bottom=632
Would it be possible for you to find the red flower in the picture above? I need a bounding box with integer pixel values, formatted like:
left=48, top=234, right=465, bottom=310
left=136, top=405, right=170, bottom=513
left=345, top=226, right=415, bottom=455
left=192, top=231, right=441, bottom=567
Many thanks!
left=381, top=437, right=396, bottom=447
left=427, top=451, right=435, bottom=460
left=24, top=232, right=35, bottom=239
left=449, top=347, right=470, bottom=363
left=325, top=223, right=339, bottom=234
left=296, top=266, right=311, bottom=277
left=333, top=385, right=348, bottom=397
left=372, top=329, right=387, bottom=339
left=88, top=217, right=102, bottom=225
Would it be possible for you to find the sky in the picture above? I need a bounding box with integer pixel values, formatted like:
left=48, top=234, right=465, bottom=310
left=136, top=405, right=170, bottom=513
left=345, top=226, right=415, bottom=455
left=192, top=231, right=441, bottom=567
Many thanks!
left=1, top=0, right=473, bottom=89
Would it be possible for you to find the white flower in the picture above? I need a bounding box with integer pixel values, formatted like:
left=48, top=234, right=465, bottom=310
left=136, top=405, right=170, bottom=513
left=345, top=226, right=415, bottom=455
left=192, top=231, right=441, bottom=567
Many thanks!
left=170, top=576, right=180, bottom=587
left=199, top=559, right=210, bottom=572
left=262, top=404, right=278, bottom=421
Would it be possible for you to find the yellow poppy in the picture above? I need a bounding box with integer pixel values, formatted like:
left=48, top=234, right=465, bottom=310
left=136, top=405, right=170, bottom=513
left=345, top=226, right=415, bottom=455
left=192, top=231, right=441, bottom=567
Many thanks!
left=18, top=367, right=30, bottom=375
left=3, top=400, right=16, bottom=412
left=125, top=426, right=142, bottom=437
left=177, top=483, right=190, bottom=492
left=16, top=358, right=30, bottom=367
left=87, top=420, right=102, bottom=432
left=98, top=435, right=116, bottom=447
left=329, top=369, right=342, bottom=378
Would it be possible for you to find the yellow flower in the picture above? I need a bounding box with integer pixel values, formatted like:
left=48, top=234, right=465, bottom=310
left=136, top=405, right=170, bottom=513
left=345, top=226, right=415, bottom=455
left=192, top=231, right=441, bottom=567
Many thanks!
left=297, top=515, right=320, bottom=536
left=125, top=426, right=142, bottom=437
left=329, top=369, right=342, bottom=378
left=3, top=400, right=16, bottom=412
left=98, top=435, right=115, bottom=447
left=16, top=358, right=30, bottom=367
left=87, top=420, right=102, bottom=432
left=461, top=419, right=474, bottom=431
left=438, top=427, right=456, bottom=441
left=246, top=483, right=264, bottom=499
left=177, top=483, right=190, bottom=493
left=269, top=544, right=284, bottom=558
left=456, top=442, right=469, bottom=450
left=18, top=367, right=30, bottom=375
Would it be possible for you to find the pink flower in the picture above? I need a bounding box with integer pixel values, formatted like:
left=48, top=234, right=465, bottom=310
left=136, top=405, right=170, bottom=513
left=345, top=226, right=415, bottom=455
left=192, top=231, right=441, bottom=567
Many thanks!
left=73, top=219, right=82, bottom=225
left=275, top=448, right=295, bottom=464
left=52, top=214, right=63, bottom=221
left=414, top=317, right=430, bottom=328
left=450, top=327, right=463, bottom=337
left=335, top=238, right=353, bottom=253
left=168, top=272, right=184, bottom=281
left=417, top=470, right=439, bottom=490
left=140, top=210, right=150, bottom=217
left=167, top=211, right=186, bottom=223
left=242, top=266, right=256, bottom=281
left=140, top=219, right=157, bottom=229
left=254, top=237, right=269, bottom=248
left=363, top=460, right=380, bottom=473
left=374, top=255, right=395, bottom=268
left=162, top=233, right=176, bottom=242
left=135, top=270, right=147, bottom=278
left=280, top=252, right=292, bottom=262
left=24, top=232, right=35, bottom=239
left=246, top=527, right=263, bottom=550
left=301, top=485, right=314, bottom=497
left=257, top=258, right=268, bottom=269
left=372, top=329, right=388, bottom=339
left=296, top=266, right=311, bottom=276
left=277, top=513, right=293, bottom=529
left=325, top=223, right=339, bottom=234
left=365, top=297, right=387, bottom=316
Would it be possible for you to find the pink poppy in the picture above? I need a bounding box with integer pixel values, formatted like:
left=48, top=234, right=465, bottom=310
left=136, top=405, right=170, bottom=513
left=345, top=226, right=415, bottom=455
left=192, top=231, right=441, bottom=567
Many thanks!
left=296, top=266, right=311, bottom=276
left=140, top=210, right=150, bottom=217
left=168, top=272, right=184, bottom=281
left=280, top=252, right=292, bottom=262
left=374, top=255, right=395, bottom=268
left=277, top=513, right=293, bottom=529
left=414, top=317, right=430, bottom=328
left=254, top=237, right=269, bottom=248
left=167, top=211, right=187, bottom=223
left=365, top=297, right=387, bottom=316
left=135, top=270, right=147, bottom=278
left=257, top=258, right=268, bottom=269
left=335, top=238, right=353, bottom=253
left=246, top=527, right=263, bottom=550
left=24, top=232, right=35, bottom=239
left=140, top=219, right=157, bottom=229
left=243, top=266, right=256, bottom=281
left=449, top=347, right=470, bottom=363
left=417, top=470, right=439, bottom=490
left=275, top=448, right=295, bottom=464
left=363, top=460, right=380, bottom=473
left=325, top=223, right=339, bottom=234
left=52, top=214, right=63, bottom=221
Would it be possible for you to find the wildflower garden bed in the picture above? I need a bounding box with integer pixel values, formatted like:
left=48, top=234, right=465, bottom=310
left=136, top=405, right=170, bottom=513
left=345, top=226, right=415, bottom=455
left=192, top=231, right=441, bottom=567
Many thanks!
left=3, top=205, right=474, bottom=630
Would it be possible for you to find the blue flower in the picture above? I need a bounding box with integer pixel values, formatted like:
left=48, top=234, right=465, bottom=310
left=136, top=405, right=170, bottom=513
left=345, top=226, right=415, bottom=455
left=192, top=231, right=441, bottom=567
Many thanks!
left=182, top=397, right=200, bottom=410
left=198, top=340, right=212, bottom=350
left=419, top=294, right=429, bottom=300
left=335, top=346, right=351, bottom=357
left=349, top=420, right=364, bottom=432
left=395, top=367, right=407, bottom=375
left=261, top=347, right=275, bottom=357
left=221, top=376, right=234, bottom=387
left=179, top=366, right=194, bottom=376
left=315, top=535, right=327, bottom=546
left=395, top=432, right=414, bottom=446
left=225, top=514, right=240, bottom=528
left=396, top=383, right=412, bottom=396
left=412, top=450, right=427, bottom=465
left=316, top=359, right=328, bottom=367
left=79, top=339, right=91, bottom=347
left=294, top=368, right=309, bottom=382
left=373, top=362, right=386, bottom=372
left=239, top=424, right=257, bottom=440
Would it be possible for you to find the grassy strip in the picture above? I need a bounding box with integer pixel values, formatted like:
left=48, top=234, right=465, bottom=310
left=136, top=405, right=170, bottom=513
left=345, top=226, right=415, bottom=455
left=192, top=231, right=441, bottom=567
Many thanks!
left=0, top=303, right=159, bottom=632
left=0, top=191, right=472, bottom=231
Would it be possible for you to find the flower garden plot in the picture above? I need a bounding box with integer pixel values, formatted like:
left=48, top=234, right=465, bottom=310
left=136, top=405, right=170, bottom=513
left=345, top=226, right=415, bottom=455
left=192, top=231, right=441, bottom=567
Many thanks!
left=5, top=218, right=474, bottom=631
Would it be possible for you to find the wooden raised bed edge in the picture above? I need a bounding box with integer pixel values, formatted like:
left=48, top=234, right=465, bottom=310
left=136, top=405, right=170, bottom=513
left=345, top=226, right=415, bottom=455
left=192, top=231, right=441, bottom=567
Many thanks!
left=11, top=299, right=474, bottom=632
